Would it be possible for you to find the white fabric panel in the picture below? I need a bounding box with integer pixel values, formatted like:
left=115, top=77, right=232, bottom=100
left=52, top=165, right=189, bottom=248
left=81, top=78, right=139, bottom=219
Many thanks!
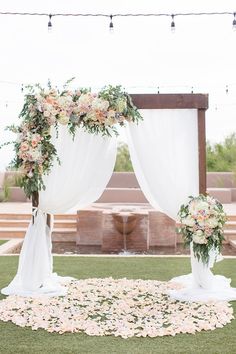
left=169, top=246, right=236, bottom=302
left=127, top=109, right=199, bottom=219
left=126, top=109, right=236, bottom=302
left=1, top=210, right=67, bottom=297
left=1, top=126, right=117, bottom=296
left=39, top=126, right=117, bottom=213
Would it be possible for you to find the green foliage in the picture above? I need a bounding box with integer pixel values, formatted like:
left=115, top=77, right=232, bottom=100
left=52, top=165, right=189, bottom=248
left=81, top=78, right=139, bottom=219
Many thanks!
left=207, top=133, right=236, bottom=172
left=114, top=142, right=133, bottom=172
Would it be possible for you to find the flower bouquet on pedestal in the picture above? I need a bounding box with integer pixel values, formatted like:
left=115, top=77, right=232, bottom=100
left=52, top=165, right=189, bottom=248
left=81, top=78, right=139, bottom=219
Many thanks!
left=178, top=194, right=227, bottom=265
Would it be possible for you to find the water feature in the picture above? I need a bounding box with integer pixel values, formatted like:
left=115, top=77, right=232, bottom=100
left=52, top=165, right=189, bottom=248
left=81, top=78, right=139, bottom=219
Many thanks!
left=111, top=206, right=139, bottom=255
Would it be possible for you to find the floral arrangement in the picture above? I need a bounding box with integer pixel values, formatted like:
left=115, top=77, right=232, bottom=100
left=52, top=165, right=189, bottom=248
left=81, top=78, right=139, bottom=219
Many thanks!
left=0, top=278, right=233, bottom=337
left=4, top=81, right=142, bottom=197
left=178, top=194, right=227, bottom=264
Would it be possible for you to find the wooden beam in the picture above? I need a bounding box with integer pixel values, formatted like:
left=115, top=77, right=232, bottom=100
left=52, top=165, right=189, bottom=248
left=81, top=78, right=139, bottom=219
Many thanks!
left=198, top=109, right=207, bottom=194
left=32, top=191, right=39, bottom=224
left=130, top=94, right=208, bottom=110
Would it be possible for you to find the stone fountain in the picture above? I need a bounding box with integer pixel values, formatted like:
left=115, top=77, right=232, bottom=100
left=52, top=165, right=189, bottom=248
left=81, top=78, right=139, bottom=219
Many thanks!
left=111, top=206, right=139, bottom=254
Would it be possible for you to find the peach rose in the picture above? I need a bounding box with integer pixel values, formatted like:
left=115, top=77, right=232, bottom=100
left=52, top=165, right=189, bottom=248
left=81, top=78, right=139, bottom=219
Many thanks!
left=20, top=142, right=29, bottom=152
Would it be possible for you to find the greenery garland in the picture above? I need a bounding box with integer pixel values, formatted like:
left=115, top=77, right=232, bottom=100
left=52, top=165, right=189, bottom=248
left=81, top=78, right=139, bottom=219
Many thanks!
left=2, top=81, right=142, bottom=198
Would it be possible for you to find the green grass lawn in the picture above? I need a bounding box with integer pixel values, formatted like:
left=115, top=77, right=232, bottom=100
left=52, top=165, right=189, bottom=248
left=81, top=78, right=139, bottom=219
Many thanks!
left=0, top=256, right=236, bottom=354
left=0, top=240, right=7, bottom=246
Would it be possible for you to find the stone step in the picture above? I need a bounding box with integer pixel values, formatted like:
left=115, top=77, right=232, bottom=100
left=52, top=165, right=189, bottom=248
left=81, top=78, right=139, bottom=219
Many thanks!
left=0, top=213, right=32, bottom=220
left=0, top=219, right=77, bottom=228
left=0, top=220, right=30, bottom=228
left=229, top=239, right=236, bottom=249
left=0, top=213, right=77, bottom=220
left=207, top=188, right=232, bottom=204
left=224, top=221, right=236, bottom=230
left=0, top=227, right=26, bottom=238
left=227, top=215, right=236, bottom=222
left=52, top=232, right=77, bottom=242
left=224, top=230, right=236, bottom=241
left=0, top=227, right=77, bottom=239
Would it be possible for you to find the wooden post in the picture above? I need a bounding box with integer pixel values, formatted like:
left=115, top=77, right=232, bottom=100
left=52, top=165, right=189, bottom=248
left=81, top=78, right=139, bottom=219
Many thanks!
left=130, top=94, right=208, bottom=195
left=32, top=191, right=39, bottom=224
left=198, top=109, right=207, bottom=194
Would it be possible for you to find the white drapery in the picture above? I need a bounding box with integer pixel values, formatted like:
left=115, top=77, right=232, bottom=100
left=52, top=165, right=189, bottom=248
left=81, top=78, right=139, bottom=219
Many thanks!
left=2, top=109, right=235, bottom=302
left=169, top=246, right=236, bottom=302
left=127, top=109, right=236, bottom=302
left=1, top=127, right=117, bottom=296
left=127, top=109, right=199, bottom=220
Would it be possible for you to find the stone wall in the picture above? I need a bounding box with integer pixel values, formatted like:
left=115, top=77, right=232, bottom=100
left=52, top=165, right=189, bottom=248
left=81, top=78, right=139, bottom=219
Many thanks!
left=1, top=171, right=236, bottom=203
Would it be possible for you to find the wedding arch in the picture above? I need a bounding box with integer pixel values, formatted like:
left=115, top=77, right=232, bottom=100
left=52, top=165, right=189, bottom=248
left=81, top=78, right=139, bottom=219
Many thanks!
left=2, top=84, right=236, bottom=304
left=28, top=92, right=208, bottom=230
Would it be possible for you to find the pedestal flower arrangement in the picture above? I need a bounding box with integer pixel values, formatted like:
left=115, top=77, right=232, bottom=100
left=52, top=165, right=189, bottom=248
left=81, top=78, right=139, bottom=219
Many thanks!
left=178, top=195, right=227, bottom=264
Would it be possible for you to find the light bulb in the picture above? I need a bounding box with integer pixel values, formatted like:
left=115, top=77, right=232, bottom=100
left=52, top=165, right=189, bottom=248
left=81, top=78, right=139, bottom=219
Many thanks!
left=109, top=15, right=114, bottom=33
left=171, top=14, right=175, bottom=33
left=48, top=14, right=52, bottom=32
left=233, top=13, right=236, bottom=31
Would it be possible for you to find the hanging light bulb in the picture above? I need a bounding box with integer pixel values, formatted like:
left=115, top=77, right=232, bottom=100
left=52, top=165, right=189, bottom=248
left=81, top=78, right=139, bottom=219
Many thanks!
left=233, top=13, right=236, bottom=31
left=226, top=85, right=229, bottom=94
left=109, top=15, right=114, bottom=33
left=48, top=14, right=52, bottom=31
left=171, top=14, right=175, bottom=33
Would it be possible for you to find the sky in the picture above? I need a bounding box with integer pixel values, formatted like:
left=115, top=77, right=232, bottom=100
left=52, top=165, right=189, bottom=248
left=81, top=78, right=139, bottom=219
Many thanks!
left=0, top=0, right=236, bottom=170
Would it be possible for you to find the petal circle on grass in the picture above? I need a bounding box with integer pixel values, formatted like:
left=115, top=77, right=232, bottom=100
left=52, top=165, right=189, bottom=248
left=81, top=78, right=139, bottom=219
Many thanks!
left=0, top=278, right=234, bottom=338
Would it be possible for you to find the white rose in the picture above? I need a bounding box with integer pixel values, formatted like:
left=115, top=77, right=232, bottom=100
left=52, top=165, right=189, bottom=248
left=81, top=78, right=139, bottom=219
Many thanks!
left=189, top=201, right=209, bottom=214
left=193, top=230, right=207, bottom=244
left=43, top=110, right=51, bottom=118
left=92, top=98, right=109, bottom=111
left=58, top=114, right=69, bottom=125
left=78, top=93, right=94, bottom=106
left=183, top=215, right=195, bottom=227
left=198, top=219, right=205, bottom=227
left=28, top=148, right=41, bottom=161
left=206, top=217, right=218, bottom=228
left=58, top=95, right=72, bottom=107
left=87, top=112, right=98, bottom=122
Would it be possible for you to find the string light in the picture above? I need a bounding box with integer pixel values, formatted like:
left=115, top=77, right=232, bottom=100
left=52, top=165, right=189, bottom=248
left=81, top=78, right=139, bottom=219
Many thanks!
left=48, top=14, right=52, bottom=31
left=109, top=15, right=114, bottom=32
left=170, top=14, right=175, bottom=33
left=0, top=11, right=235, bottom=32
left=233, top=13, right=236, bottom=31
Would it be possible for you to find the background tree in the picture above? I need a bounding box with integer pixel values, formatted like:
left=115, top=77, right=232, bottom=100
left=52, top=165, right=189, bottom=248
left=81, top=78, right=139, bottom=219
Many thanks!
left=206, top=133, right=236, bottom=172
left=114, top=142, right=133, bottom=172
